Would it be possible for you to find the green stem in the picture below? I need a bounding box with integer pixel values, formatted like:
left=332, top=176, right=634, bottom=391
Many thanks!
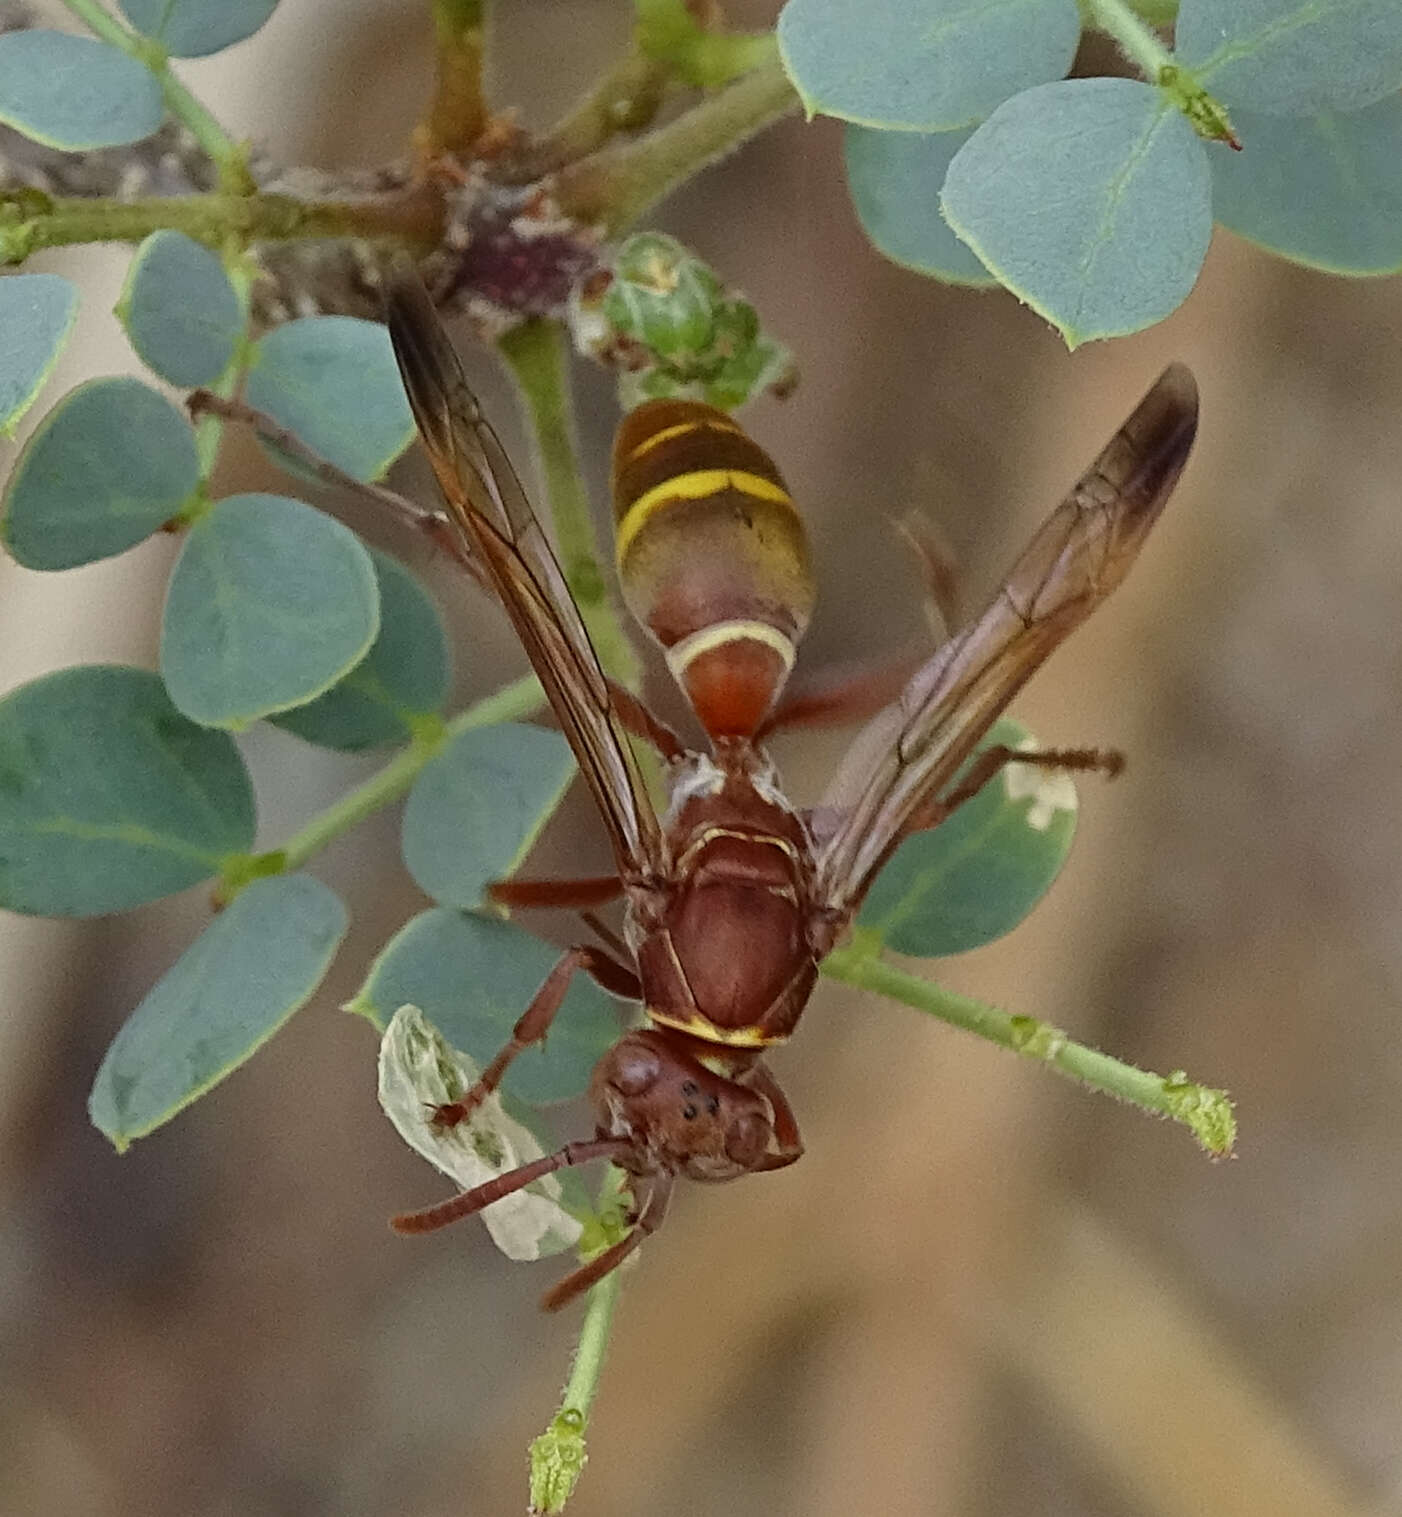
left=58, top=0, right=253, bottom=192
left=192, top=257, right=257, bottom=481
left=554, top=46, right=798, bottom=232
left=0, top=188, right=441, bottom=265
left=1080, top=0, right=1174, bottom=76
left=494, top=49, right=673, bottom=183
left=416, top=0, right=489, bottom=161
left=821, top=940, right=1236, bottom=1158
left=528, top=1165, right=629, bottom=1514
left=272, top=673, right=543, bottom=877
left=497, top=318, right=642, bottom=688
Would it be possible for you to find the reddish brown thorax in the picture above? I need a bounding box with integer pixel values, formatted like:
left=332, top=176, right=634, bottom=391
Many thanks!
left=611, top=399, right=816, bottom=738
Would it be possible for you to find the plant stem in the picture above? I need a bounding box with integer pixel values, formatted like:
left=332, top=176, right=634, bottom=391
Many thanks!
left=555, top=45, right=798, bottom=232
left=415, top=0, right=489, bottom=163
left=0, top=187, right=443, bottom=264
left=192, top=258, right=257, bottom=480
left=1080, top=0, right=1174, bottom=77
left=821, top=941, right=1236, bottom=1158
left=494, top=49, right=674, bottom=184
left=58, top=0, right=253, bottom=192
left=528, top=1164, right=629, bottom=1514
left=273, top=673, right=543, bottom=876
left=497, top=318, right=642, bottom=688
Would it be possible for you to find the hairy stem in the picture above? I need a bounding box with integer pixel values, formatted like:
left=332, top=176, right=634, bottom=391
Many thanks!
left=528, top=1166, right=629, bottom=1514
left=821, top=941, right=1236, bottom=1157
left=497, top=318, right=642, bottom=688
left=494, top=49, right=674, bottom=184
left=416, top=0, right=490, bottom=162
left=0, top=186, right=444, bottom=264
left=555, top=44, right=798, bottom=232
left=58, top=0, right=253, bottom=192
left=1080, top=0, right=1175, bottom=76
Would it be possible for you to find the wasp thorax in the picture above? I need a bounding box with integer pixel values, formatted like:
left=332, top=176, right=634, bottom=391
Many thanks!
left=611, top=399, right=815, bottom=738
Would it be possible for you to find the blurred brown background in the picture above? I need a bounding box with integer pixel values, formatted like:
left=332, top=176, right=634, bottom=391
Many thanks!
left=3, top=2, right=1400, bottom=1514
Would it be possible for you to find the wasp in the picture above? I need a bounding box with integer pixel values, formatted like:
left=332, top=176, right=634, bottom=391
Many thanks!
left=384, top=270, right=1198, bottom=1309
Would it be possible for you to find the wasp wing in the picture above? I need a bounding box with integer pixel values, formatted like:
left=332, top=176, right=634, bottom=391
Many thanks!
left=385, top=269, right=665, bottom=879
left=815, top=364, right=1198, bottom=915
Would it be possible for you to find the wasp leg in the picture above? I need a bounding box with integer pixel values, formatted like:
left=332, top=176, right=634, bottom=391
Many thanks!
left=488, top=874, right=624, bottom=910
left=747, top=1063, right=805, bottom=1172
left=605, top=679, right=687, bottom=761
left=431, top=944, right=641, bottom=1129
left=909, top=744, right=1125, bottom=834
left=540, top=1173, right=676, bottom=1312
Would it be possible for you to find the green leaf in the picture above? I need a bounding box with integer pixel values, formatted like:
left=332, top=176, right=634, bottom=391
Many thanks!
left=119, top=0, right=280, bottom=58
left=117, top=231, right=242, bottom=387
left=270, top=549, right=449, bottom=750
left=1, top=378, right=198, bottom=569
left=348, top=910, right=620, bottom=1106
left=378, top=1004, right=582, bottom=1260
left=245, top=317, right=415, bottom=482
left=0, top=665, right=254, bottom=917
left=0, top=274, right=79, bottom=434
left=1178, top=0, right=1402, bottom=116
left=161, top=492, right=379, bottom=728
left=941, top=79, right=1212, bottom=347
left=88, top=874, right=347, bottom=1150
left=777, top=0, right=1081, bottom=130
left=1210, top=98, right=1402, bottom=274
left=402, top=723, right=576, bottom=908
left=858, top=720, right=1077, bottom=955
left=0, top=31, right=163, bottom=149
left=844, top=124, right=997, bottom=285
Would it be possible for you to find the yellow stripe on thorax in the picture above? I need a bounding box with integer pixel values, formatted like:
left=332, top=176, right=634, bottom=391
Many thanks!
left=616, top=469, right=795, bottom=567
left=622, top=416, right=742, bottom=465
left=646, top=1008, right=787, bottom=1048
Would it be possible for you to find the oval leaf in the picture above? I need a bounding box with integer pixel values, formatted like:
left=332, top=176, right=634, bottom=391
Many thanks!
left=88, top=874, right=347, bottom=1150
left=402, top=723, right=575, bottom=908
left=245, top=317, right=415, bottom=482
left=270, top=549, right=450, bottom=750
left=119, top=0, right=280, bottom=58
left=348, top=909, right=620, bottom=1106
left=1210, top=98, right=1402, bottom=274
left=0, top=274, right=79, bottom=433
left=2, top=377, right=199, bottom=570
left=941, top=78, right=1212, bottom=347
left=1178, top=0, right=1402, bottom=116
left=161, top=492, right=379, bottom=728
left=844, top=124, right=997, bottom=285
left=378, top=1004, right=582, bottom=1261
left=858, top=721, right=1077, bottom=956
left=0, top=665, right=255, bottom=916
left=778, top=0, right=1081, bottom=130
left=118, top=231, right=242, bottom=387
left=0, top=31, right=163, bottom=149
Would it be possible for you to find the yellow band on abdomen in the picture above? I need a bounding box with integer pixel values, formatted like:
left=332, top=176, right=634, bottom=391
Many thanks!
left=622, top=416, right=742, bottom=465
left=616, top=469, right=795, bottom=567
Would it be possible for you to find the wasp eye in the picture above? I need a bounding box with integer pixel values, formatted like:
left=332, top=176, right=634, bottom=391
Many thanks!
left=681, top=1103, right=699, bottom=1121
left=680, top=1080, right=699, bottom=1097
left=706, top=1095, right=720, bottom=1116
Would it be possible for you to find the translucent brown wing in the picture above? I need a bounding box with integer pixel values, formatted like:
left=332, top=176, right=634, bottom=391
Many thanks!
left=384, top=268, right=665, bottom=879
left=815, top=364, right=1199, bottom=915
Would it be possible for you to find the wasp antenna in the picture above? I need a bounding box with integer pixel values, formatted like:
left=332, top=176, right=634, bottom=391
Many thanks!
left=390, top=1138, right=634, bottom=1235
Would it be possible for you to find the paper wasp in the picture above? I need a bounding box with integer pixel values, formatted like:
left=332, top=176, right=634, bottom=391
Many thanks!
left=384, top=269, right=1198, bottom=1310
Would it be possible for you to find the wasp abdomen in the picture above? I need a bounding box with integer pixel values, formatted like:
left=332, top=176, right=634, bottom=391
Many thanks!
left=612, top=399, right=815, bottom=738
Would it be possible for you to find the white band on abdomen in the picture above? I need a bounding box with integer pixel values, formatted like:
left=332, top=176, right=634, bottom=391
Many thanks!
left=664, top=619, right=797, bottom=681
